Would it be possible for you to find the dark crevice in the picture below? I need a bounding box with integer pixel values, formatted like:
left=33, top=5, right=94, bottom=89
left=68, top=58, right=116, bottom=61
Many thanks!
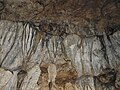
left=94, top=68, right=117, bottom=90
left=105, top=25, right=120, bottom=36
left=17, top=70, right=27, bottom=90
left=97, top=35, right=110, bottom=67
left=105, top=25, right=120, bottom=67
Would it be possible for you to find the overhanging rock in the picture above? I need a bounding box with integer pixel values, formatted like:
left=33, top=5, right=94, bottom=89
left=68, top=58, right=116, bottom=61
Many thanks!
left=0, top=0, right=119, bottom=29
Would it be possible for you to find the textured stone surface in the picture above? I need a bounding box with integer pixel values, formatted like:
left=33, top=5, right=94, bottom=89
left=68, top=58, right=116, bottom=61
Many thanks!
left=0, top=1, right=119, bottom=90
left=0, top=68, right=13, bottom=90
left=0, top=20, right=120, bottom=90
left=0, top=0, right=119, bottom=29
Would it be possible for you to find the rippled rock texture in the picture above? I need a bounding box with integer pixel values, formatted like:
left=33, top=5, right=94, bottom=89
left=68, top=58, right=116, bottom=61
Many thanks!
left=0, top=20, right=120, bottom=90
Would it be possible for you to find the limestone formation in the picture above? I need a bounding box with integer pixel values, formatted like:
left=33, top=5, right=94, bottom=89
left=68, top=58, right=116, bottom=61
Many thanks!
left=0, top=0, right=120, bottom=90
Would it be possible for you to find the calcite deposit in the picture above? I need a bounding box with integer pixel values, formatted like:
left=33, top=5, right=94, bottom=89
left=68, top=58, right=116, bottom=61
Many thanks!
left=0, top=0, right=120, bottom=90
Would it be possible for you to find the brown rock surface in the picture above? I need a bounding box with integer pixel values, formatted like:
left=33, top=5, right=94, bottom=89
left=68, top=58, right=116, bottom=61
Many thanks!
left=0, top=0, right=120, bottom=90
left=0, top=0, right=119, bottom=29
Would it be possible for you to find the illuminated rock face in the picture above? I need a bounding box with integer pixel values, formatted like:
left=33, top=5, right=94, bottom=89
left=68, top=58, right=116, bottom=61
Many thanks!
left=0, top=20, right=120, bottom=90
left=0, top=0, right=119, bottom=89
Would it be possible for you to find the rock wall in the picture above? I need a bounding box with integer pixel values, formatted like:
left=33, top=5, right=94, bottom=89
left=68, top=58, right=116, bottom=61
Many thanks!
left=0, top=20, right=120, bottom=90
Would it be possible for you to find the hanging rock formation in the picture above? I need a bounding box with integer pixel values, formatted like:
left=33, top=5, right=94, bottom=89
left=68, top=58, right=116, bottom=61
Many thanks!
left=0, top=0, right=120, bottom=90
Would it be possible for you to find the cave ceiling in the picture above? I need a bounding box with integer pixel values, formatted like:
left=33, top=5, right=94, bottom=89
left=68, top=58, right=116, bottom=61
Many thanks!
left=0, top=1, right=120, bottom=90
left=0, top=0, right=119, bottom=31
